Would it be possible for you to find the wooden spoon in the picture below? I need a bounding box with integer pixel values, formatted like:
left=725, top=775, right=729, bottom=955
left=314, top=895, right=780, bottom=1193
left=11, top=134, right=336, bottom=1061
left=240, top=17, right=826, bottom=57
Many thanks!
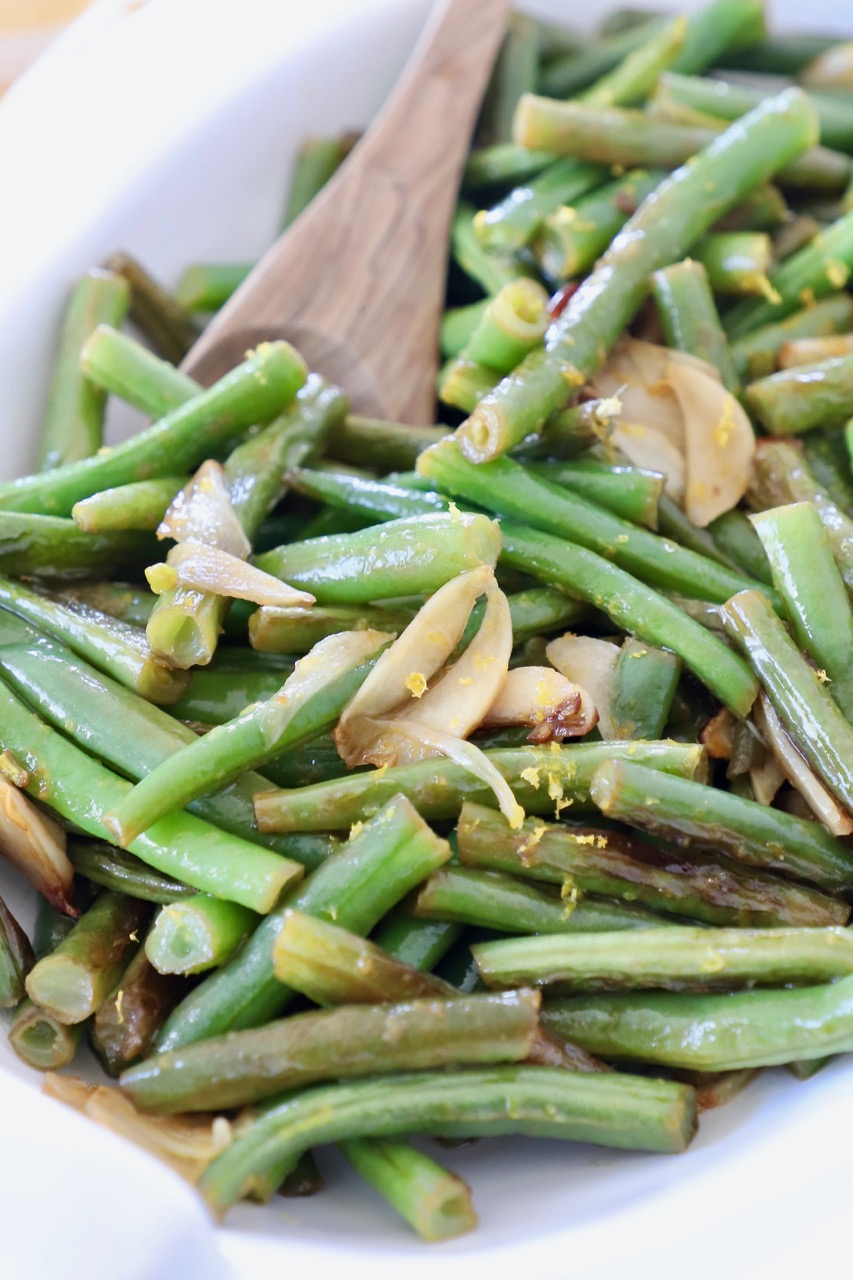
left=182, top=0, right=511, bottom=423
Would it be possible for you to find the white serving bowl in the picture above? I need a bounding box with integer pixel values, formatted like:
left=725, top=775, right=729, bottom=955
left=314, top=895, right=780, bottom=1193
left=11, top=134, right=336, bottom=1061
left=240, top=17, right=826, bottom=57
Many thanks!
left=0, top=2, right=851, bottom=1277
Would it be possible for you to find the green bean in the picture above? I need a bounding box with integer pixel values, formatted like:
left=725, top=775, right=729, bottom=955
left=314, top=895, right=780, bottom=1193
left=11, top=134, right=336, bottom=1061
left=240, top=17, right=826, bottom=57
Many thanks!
left=723, top=35, right=835, bottom=76
left=169, top=667, right=288, bottom=724
left=721, top=587, right=853, bottom=815
left=147, top=374, right=346, bottom=669
left=592, top=756, right=853, bottom=893
left=38, top=269, right=130, bottom=471
left=729, top=293, right=853, bottom=380
left=156, top=795, right=451, bottom=1051
left=516, top=99, right=849, bottom=193
left=0, top=614, right=325, bottom=865
left=458, top=280, right=551, bottom=372
left=80, top=324, right=199, bottom=419
left=104, top=252, right=198, bottom=363
left=0, top=678, right=302, bottom=912
left=528, top=459, right=663, bottom=528
left=340, top=1139, right=477, bottom=1242
left=457, top=800, right=845, bottom=927
left=0, top=511, right=160, bottom=580
left=71, top=476, right=186, bottom=533
left=751, top=501, right=853, bottom=720
left=452, top=204, right=528, bottom=295
left=715, top=182, right=790, bottom=232
left=438, top=359, right=500, bottom=413
left=0, top=894, right=34, bottom=1007
left=326, top=415, right=450, bottom=472
left=0, top=576, right=188, bottom=706
left=747, top=439, right=853, bottom=597
left=475, top=926, right=853, bottom=993
left=145, top=897, right=258, bottom=976
left=412, top=866, right=665, bottom=935
left=0, top=341, right=307, bottom=516
left=248, top=602, right=414, bottom=655
left=540, top=17, right=667, bottom=98
left=610, top=638, right=681, bottom=740
left=802, top=430, right=853, bottom=514
left=694, top=231, right=773, bottom=296
left=174, top=263, right=252, bottom=313
left=255, top=739, right=705, bottom=833
left=25, top=891, right=147, bottom=1024
left=535, top=169, right=665, bottom=282
left=654, top=72, right=853, bottom=153
left=474, top=161, right=606, bottom=255
left=418, top=439, right=760, bottom=604
left=371, top=912, right=462, bottom=973
left=284, top=135, right=351, bottom=227
left=52, top=581, right=155, bottom=629
left=707, top=510, right=773, bottom=586
left=725, top=209, right=853, bottom=339
left=542, top=972, right=853, bottom=1070
left=272, top=909, right=454, bottom=1006
left=463, top=143, right=556, bottom=192
left=68, top=841, right=196, bottom=904
left=91, top=943, right=183, bottom=1076
left=498, top=522, right=759, bottom=715
left=199, top=1067, right=698, bottom=1213
left=123, top=989, right=539, bottom=1114
left=479, top=13, right=540, bottom=147
left=746, top=352, right=853, bottom=434
left=8, top=999, right=84, bottom=1070
left=104, top=638, right=385, bottom=846
left=458, top=89, right=818, bottom=461
left=254, top=511, right=500, bottom=604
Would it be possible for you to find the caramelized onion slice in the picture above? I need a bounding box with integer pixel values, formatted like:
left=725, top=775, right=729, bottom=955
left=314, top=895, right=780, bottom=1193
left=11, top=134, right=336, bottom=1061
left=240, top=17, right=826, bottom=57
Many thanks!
left=158, top=460, right=250, bottom=558
left=483, top=666, right=598, bottom=741
left=147, top=543, right=315, bottom=608
left=0, top=778, right=75, bottom=916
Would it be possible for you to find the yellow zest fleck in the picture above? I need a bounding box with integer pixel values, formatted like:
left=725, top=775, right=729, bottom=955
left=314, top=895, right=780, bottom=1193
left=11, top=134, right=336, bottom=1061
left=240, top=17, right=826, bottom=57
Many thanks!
left=459, top=676, right=473, bottom=686
left=561, top=367, right=584, bottom=388
left=572, top=832, right=599, bottom=846
left=826, top=259, right=849, bottom=289
left=816, top=669, right=829, bottom=684
left=520, top=823, right=546, bottom=855
left=547, top=772, right=572, bottom=815
left=405, top=672, right=427, bottom=698
left=630, top=649, right=648, bottom=659
left=714, top=396, right=736, bottom=449
left=349, top=821, right=365, bottom=839
left=145, top=562, right=178, bottom=594
left=115, top=990, right=124, bottom=1025
left=448, top=501, right=462, bottom=522
left=699, top=949, right=725, bottom=974
left=615, top=534, right=629, bottom=544
left=549, top=740, right=561, bottom=754
left=560, top=880, right=580, bottom=910
left=129, top=931, right=139, bottom=944
left=474, top=654, right=496, bottom=669
left=508, top=802, right=525, bottom=830
left=520, top=766, right=541, bottom=789
left=374, top=765, right=388, bottom=780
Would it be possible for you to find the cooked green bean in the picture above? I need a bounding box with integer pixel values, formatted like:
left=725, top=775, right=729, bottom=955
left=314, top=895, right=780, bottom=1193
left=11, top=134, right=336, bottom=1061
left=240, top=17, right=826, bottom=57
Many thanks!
left=38, top=269, right=130, bottom=471
left=254, top=739, right=705, bottom=832
left=145, top=897, right=259, bottom=976
left=457, top=801, right=846, bottom=927
left=591, top=756, right=853, bottom=892
left=199, top=1068, right=698, bottom=1213
left=475, top=927, right=853, bottom=993
left=91, top=943, right=183, bottom=1076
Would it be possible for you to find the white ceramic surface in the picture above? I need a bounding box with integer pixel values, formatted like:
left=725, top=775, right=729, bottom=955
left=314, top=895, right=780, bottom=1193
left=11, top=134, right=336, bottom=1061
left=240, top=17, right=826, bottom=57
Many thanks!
left=0, top=2, right=852, bottom=1277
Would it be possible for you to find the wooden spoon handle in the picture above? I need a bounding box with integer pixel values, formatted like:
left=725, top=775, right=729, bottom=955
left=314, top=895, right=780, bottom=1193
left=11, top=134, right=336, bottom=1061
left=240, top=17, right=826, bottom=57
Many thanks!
left=186, top=0, right=511, bottom=422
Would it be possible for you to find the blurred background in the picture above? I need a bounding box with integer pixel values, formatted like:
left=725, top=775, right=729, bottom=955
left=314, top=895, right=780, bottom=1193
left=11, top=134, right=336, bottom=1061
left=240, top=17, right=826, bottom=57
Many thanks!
left=0, top=0, right=100, bottom=90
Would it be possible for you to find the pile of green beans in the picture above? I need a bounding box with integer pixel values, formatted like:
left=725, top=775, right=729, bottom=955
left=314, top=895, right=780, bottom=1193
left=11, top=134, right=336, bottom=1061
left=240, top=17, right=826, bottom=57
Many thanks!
left=8, top=0, right=853, bottom=1246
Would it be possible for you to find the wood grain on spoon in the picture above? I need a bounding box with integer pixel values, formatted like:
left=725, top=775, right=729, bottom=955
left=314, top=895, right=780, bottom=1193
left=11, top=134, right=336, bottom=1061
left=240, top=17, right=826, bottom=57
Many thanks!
left=183, top=0, right=511, bottom=424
